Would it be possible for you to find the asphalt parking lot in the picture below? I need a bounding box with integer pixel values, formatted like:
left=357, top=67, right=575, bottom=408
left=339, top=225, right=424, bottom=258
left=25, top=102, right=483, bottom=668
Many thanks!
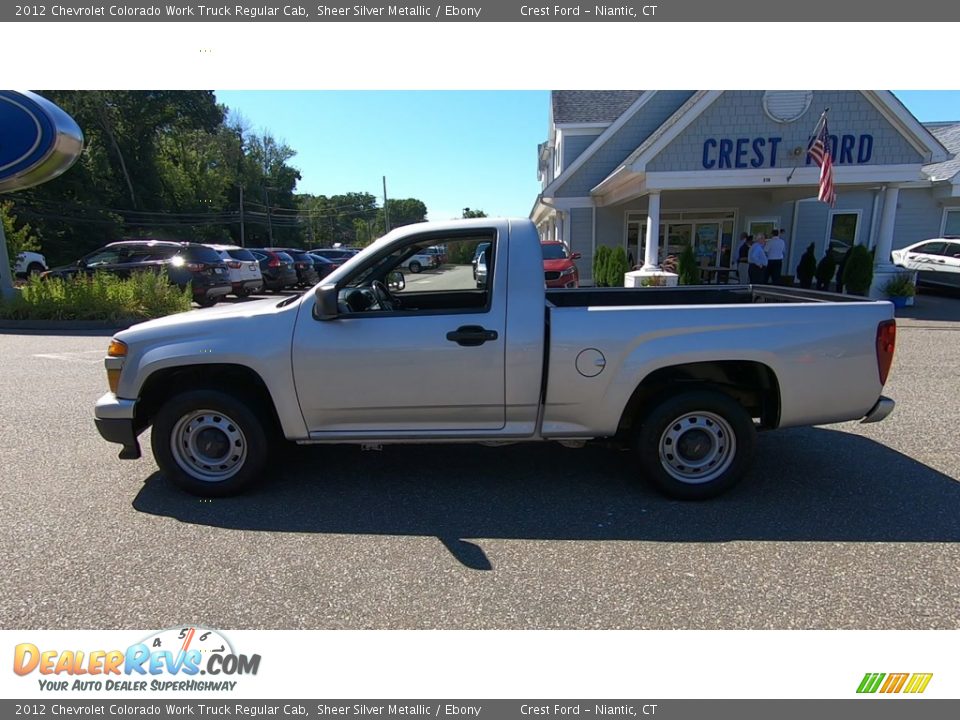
left=1, top=291, right=959, bottom=630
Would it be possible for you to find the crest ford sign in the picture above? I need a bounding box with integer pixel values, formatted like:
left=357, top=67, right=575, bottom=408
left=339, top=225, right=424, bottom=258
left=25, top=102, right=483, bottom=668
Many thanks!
left=0, top=90, right=83, bottom=193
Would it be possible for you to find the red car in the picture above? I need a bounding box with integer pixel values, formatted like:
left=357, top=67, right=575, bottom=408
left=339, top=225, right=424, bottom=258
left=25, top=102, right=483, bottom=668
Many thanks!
left=542, top=241, right=581, bottom=288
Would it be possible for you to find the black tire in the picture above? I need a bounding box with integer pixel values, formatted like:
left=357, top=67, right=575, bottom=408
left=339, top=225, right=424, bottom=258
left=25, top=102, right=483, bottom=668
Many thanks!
left=195, top=297, right=218, bottom=308
left=151, top=389, right=270, bottom=497
left=634, top=389, right=756, bottom=500
left=409, top=261, right=422, bottom=273
left=234, top=288, right=251, bottom=298
left=27, top=262, right=45, bottom=276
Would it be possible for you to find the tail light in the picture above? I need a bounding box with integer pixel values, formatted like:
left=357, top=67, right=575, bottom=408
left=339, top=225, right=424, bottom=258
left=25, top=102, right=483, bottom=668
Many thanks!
left=227, top=261, right=242, bottom=269
left=875, top=319, right=896, bottom=385
left=296, top=262, right=306, bottom=269
left=186, top=262, right=205, bottom=272
left=268, top=256, right=281, bottom=268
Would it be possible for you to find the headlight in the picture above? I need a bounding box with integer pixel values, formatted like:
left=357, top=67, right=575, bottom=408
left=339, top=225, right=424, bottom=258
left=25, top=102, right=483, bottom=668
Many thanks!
left=560, top=266, right=576, bottom=276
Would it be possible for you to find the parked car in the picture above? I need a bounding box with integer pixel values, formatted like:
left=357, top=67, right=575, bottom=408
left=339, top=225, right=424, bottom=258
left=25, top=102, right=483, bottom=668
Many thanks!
left=472, top=241, right=490, bottom=280
left=307, top=253, right=339, bottom=281
left=423, top=246, right=447, bottom=266
left=398, top=251, right=437, bottom=274
left=42, top=240, right=231, bottom=306
left=265, top=248, right=321, bottom=287
left=541, top=241, right=581, bottom=289
left=891, top=237, right=960, bottom=289
left=310, top=248, right=359, bottom=263
left=95, top=217, right=896, bottom=500
left=248, top=249, right=299, bottom=293
left=207, top=245, right=263, bottom=298
left=14, top=251, right=47, bottom=278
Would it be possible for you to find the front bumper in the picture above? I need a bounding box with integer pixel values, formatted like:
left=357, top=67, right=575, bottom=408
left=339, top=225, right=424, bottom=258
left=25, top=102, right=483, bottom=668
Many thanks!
left=94, top=393, right=142, bottom=459
left=861, top=395, right=895, bottom=424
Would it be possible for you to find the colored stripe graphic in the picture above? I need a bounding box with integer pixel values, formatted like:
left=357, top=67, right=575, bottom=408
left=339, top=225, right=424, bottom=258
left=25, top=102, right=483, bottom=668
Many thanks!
left=904, top=673, right=933, bottom=694
left=880, top=673, right=909, bottom=693
left=857, top=673, right=885, bottom=693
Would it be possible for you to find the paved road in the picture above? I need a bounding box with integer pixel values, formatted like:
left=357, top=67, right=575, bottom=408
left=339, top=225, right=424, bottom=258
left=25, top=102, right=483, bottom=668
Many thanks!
left=1, top=294, right=959, bottom=630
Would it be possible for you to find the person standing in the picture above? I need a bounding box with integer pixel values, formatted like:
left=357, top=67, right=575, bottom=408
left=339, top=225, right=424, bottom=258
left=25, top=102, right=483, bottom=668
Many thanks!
left=765, top=229, right=786, bottom=284
left=736, top=232, right=751, bottom=284
left=748, top=234, right=768, bottom=284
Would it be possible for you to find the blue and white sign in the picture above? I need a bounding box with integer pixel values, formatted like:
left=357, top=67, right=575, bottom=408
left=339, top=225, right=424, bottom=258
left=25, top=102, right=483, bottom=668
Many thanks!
left=0, top=90, right=83, bottom=193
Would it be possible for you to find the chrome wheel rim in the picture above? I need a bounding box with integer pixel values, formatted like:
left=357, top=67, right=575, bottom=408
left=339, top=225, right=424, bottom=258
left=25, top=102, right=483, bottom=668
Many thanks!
left=658, top=411, right=736, bottom=485
left=170, top=409, right=247, bottom=482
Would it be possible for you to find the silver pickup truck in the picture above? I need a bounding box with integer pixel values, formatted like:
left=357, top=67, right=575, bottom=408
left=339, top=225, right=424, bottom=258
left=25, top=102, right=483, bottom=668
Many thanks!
left=94, top=218, right=896, bottom=500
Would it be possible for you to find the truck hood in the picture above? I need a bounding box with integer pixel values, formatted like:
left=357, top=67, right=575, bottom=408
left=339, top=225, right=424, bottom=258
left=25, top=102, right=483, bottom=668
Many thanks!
left=116, top=297, right=296, bottom=345
left=543, top=258, right=575, bottom=272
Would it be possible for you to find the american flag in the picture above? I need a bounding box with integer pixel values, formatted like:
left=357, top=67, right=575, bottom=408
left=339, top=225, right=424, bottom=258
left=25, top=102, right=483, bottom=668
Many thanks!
left=808, top=113, right=836, bottom=206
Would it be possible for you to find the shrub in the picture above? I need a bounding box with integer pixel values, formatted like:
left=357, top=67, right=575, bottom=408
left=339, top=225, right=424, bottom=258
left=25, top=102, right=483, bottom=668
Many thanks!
left=796, top=244, right=817, bottom=289
left=677, top=245, right=700, bottom=286
left=606, top=247, right=629, bottom=288
left=881, top=272, right=916, bottom=298
left=842, top=245, right=874, bottom=296
left=815, top=254, right=837, bottom=291
left=0, top=270, right=193, bottom=322
left=593, top=245, right=611, bottom=287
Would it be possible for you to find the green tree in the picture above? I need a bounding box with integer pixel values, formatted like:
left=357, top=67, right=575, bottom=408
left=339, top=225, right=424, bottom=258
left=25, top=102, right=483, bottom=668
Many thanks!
left=380, top=198, right=427, bottom=233
left=607, top=247, right=629, bottom=288
left=842, top=245, right=875, bottom=295
left=593, top=245, right=611, bottom=287
left=2, top=202, right=41, bottom=272
left=677, top=245, right=700, bottom=286
left=462, top=208, right=487, bottom=218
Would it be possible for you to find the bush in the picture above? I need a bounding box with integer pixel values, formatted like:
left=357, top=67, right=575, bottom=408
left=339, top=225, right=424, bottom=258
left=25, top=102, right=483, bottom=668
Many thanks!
left=815, top=254, right=836, bottom=291
left=606, top=247, right=629, bottom=288
left=677, top=245, right=700, bottom=286
left=842, top=245, right=874, bottom=296
left=796, top=244, right=817, bottom=289
left=593, top=245, right=611, bottom=287
left=881, top=272, right=916, bottom=298
left=0, top=270, right=193, bottom=322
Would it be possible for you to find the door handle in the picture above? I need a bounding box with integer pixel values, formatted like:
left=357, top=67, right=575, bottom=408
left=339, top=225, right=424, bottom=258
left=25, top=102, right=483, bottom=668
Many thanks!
left=446, top=325, right=498, bottom=347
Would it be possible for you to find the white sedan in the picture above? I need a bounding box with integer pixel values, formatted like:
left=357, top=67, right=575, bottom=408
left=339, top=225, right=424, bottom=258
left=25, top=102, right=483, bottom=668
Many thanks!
left=14, top=251, right=47, bottom=278
left=891, top=238, right=960, bottom=289
left=398, top=252, right=438, bottom=274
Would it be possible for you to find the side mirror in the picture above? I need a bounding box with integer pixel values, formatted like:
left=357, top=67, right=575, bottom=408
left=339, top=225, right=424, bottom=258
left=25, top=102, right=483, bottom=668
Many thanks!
left=313, top=284, right=339, bottom=321
left=571, top=252, right=582, bottom=260
left=387, top=270, right=405, bottom=292
left=76, top=258, right=87, bottom=268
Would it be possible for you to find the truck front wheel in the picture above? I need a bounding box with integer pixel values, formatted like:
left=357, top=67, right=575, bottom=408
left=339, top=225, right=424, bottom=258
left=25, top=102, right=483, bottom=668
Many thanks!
left=635, top=389, right=755, bottom=500
left=151, top=389, right=269, bottom=497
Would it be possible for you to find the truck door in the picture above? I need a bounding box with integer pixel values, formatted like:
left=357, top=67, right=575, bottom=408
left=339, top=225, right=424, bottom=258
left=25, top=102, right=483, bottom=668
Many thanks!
left=291, top=231, right=507, bottom=435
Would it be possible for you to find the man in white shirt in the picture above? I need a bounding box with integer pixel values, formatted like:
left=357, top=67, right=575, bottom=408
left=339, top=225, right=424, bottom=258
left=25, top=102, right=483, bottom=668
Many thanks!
left=748, top=234, right=768, bottom=284
left=764, top=229, right=787, bottom=284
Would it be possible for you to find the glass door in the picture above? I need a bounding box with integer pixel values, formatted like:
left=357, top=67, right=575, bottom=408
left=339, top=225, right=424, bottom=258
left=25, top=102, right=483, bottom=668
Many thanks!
left=694, top=223, right=720, bottom=265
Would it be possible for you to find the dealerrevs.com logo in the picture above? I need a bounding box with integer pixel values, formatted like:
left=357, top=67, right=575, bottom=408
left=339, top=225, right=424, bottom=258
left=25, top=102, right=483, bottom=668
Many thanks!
left=857, top=673, right=933, bottom=694
left=13, top=626, right=261, bottom=692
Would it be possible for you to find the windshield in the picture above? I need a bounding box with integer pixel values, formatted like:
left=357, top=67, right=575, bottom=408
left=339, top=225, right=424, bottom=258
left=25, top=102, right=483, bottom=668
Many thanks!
left=541, top=244, right=569, bottom=260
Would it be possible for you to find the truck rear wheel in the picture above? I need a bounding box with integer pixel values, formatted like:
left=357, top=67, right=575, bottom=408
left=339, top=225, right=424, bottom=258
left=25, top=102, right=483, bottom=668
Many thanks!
left=635, top=389, right=755, bottom=500
left=151, top=389, right=269, bottom=497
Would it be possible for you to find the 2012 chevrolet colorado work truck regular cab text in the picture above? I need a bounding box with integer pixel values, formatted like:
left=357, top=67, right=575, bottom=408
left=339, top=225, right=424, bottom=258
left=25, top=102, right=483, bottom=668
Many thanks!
left=94, top=218, right=896, bottom=500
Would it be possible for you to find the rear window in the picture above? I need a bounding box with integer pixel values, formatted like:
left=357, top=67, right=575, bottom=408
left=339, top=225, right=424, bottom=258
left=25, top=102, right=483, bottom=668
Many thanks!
left=226, top=248, right=256, bottom=261
left=541, top=244, right=568, bottom=260
left=275, top=252, right=295, bottom=263
left=181, top=245, right=224, bottom=263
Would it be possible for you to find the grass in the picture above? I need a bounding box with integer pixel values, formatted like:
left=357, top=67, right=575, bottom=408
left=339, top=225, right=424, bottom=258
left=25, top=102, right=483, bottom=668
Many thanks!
left=0, top=270, right=193, bottom=322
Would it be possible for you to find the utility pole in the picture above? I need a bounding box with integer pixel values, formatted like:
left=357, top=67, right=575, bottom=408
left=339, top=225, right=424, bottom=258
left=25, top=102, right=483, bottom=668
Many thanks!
left=263, top=186, right=274, bottom=245
left=382, top=176, right=390, bottom=233
left=0, top=219, right=14, bottom=302
left=238, top=185, right=245, bottom=247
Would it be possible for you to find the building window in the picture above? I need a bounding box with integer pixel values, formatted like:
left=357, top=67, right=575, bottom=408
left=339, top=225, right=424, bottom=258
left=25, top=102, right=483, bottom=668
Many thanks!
left=762, top=91, right=813, bottom=123
left=942, top=209, right=960, bottom=237
left=826, top=210, right=861, bottom=262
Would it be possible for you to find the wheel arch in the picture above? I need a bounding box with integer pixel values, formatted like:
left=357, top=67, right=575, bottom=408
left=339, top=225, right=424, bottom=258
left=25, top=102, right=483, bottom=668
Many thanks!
left=616, top=360, right=781, bottom=436
left=135, top=363, right=284, bottom=438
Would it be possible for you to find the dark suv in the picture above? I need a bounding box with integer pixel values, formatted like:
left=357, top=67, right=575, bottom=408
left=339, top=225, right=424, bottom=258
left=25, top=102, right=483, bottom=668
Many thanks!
left=43, top=240, right=232, bottom=306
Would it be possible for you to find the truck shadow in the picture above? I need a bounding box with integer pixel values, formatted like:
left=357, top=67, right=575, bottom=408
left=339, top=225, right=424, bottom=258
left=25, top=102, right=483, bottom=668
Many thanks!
left=132, top=426, right=960, bottom=569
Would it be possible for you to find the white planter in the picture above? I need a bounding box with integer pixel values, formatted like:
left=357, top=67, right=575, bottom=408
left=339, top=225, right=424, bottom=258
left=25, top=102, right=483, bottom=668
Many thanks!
left=624, top=270, right=679, bottom=288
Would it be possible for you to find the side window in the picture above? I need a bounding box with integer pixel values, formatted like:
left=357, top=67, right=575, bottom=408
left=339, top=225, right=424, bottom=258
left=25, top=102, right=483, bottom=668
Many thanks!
left=947, top=243, right=960, bottom=259
left=912, top=242, right=947, bottom=256
left=84, top=247, right=125, bottom=266
left=338, top=233, right=496, bottom=315
left=394, top=236, right=494, bottom=295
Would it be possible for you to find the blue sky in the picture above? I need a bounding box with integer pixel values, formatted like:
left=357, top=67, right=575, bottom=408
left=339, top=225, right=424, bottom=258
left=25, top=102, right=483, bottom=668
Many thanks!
left=215, top=90, right=960, bottom=220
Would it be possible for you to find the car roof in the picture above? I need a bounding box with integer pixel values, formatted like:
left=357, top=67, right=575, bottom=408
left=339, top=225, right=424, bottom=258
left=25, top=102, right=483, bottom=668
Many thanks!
left=107, top=239, right=189, bottom=248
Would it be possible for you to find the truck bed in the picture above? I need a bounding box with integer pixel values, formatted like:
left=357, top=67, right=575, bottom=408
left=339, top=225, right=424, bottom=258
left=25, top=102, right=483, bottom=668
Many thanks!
left=546, top=285, right=879, bottom=308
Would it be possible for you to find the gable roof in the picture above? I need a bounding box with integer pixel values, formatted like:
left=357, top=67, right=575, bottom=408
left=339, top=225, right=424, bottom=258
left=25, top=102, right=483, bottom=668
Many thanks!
left=922, top=122, right=960, bottom=182
left=552, top=91, right=643, bottom=124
